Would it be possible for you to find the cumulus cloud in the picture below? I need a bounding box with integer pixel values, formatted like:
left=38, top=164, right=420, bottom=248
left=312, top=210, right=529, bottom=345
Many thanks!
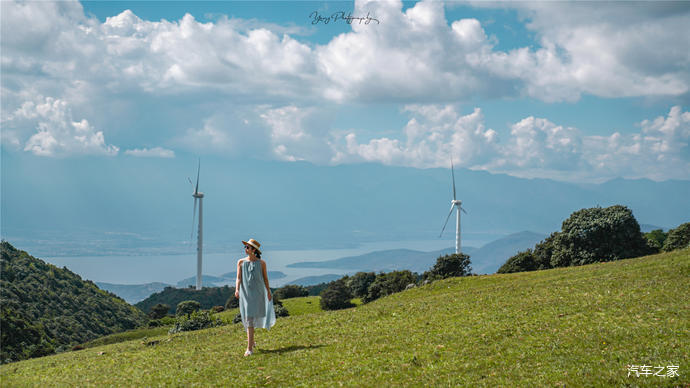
left=6, top=96, right=119, bottom=157
left=332, top=105, right=690, bottom=181
left=124, top=147, right=175, bottom=158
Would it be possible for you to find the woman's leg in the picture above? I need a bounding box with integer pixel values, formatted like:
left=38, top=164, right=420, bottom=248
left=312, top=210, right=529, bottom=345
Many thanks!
left=247, top=326, right=255, bottom=351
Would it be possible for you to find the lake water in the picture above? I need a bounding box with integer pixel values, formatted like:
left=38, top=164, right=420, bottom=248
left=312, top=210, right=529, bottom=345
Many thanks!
left=43, top=238, right=487, bottom=287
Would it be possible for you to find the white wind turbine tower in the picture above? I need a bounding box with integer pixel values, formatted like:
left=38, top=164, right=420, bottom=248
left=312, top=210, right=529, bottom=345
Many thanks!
left=439, top=158, right=467, bottom=254
left=189, top=160, right=204, bottom=290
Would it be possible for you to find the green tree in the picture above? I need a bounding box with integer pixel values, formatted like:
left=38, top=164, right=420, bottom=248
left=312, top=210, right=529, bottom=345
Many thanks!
left=662, top=222, right=690, bottom=252
left=346, top=272, right=376, bottom=299
left=644, top=229, right=668, bottom=251
left=149, top=304, right=170, bottom=320
left=363, top=270, right=417, bottom=303
left=497, top=250, right=537, bottom=274
left=273, top=284, right=309, bottom=300
left=551, top=205, right=653, bottom=267
left=319, top=279, right=354, bottom=311
left=175, top=300, right=201, bottom=317
left=423, top=253, right=472, bottom=281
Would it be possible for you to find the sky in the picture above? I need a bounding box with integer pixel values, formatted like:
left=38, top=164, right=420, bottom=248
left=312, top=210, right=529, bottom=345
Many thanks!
left=1, top=0, right=689, bottom=184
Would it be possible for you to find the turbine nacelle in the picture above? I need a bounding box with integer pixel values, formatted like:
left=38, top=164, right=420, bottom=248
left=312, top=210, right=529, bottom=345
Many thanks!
left=193, top=192, right=204, bottom=198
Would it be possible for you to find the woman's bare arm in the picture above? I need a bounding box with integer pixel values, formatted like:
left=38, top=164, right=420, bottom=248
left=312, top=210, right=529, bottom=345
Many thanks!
left=261, top=260, right=272, bottom=301
left=234, top=259, right=242, bottom=298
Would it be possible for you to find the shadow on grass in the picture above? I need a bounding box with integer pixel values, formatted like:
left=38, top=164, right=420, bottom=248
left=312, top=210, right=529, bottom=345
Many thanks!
left=258, top=344, right=325, bottom=354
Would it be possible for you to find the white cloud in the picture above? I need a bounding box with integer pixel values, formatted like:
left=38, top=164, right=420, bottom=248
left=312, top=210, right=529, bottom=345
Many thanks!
left=8, top=96, right=119, bottom=157
left=124, top=147, right=175, bottom=158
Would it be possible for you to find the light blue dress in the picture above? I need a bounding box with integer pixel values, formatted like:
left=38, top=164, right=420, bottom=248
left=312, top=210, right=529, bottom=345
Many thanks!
left=239, top=259, right=276, bottom=330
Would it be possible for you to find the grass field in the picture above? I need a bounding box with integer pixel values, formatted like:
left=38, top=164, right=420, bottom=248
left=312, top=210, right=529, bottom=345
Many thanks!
left=2, top=249, right=688, bottom=387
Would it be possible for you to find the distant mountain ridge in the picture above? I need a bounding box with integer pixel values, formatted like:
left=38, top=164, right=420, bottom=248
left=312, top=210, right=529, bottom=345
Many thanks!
left=96, top=282, right=172, bottom=304
left=287, top=231, right=546, bottom=275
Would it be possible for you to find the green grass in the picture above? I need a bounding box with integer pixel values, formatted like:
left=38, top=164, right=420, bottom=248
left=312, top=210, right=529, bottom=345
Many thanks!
left=2, top=249, right=688, bottom=387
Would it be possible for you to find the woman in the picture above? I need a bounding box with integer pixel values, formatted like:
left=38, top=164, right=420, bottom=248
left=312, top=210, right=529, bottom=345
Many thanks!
left=235, top=238, right=276, bottom=356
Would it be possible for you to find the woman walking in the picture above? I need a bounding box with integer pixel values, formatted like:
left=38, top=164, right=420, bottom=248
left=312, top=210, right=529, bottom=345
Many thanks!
left=235, top=238, right=276, bottom=356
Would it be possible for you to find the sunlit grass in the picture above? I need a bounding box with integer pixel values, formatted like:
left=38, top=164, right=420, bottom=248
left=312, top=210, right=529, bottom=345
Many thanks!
left=2, top=249, right=687, bottom=387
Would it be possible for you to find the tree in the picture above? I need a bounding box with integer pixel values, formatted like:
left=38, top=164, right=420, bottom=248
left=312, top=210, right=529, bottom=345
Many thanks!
left=533, top=233, right=557, bottom=270
left=497, top=250, right=537, bottom=274
left=551, top=205, right=653, bottom=267
left=346, top=272, right=376, bottom=299
left=319, top=279, right=354, bottom=311
left=363, top=270, right=417, bottom=303
left=149, top=304, right=170, bottom=320
left=175, top=300, right=200, bottom=318
left=662, top=223, right=690, bottom=252
left=644, top=229, right=668, bottom=251
left=273, top=284, right=309, bottom=300
left=423, top=253, right=472, bottom=281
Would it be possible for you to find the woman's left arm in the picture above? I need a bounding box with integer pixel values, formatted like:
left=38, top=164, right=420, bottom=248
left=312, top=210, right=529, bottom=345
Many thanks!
left=261, top=260, right=272, bottom=301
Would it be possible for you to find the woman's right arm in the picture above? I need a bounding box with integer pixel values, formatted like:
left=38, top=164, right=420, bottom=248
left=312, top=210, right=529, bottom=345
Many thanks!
left=234, top=260, right=242, bottom=298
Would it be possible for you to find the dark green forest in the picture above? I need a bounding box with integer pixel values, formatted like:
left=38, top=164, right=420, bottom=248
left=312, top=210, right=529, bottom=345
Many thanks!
left=0, top=242, right=147, bottom=364
left=135, top=286, right=234, bottom=315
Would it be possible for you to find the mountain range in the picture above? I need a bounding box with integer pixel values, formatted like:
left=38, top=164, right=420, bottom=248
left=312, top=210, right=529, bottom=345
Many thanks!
left=3, top=154, right=688, bottom=257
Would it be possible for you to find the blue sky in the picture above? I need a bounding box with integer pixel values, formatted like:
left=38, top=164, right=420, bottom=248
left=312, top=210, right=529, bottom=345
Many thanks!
left=2, top=0, right=690, bottom=183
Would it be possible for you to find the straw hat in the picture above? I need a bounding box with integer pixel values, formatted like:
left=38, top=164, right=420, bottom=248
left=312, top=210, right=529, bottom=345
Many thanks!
left=242, top=238, right=261, bottom=254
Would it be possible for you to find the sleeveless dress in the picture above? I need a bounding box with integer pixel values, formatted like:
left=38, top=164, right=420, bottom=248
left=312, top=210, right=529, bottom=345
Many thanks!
left=238, top=260, right=276, bottom=329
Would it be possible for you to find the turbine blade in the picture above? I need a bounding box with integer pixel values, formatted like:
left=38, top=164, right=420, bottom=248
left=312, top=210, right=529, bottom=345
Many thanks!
left=187, top=177, right=193, bottom=187
left=191, top=197, right=198, bottom=240
left=451, top=158, right=457, bottom=201
left=461, top=206, right=467, bottom=215
left=439, top=204, right=455, bottom=237
left=195, top=159, right=200, bottom=194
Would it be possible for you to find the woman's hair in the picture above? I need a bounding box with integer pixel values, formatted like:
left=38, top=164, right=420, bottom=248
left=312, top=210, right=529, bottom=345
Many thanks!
left=248, top=246, right=262, bottom=259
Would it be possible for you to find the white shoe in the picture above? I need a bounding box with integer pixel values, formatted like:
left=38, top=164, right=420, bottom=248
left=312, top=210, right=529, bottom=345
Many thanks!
left=244, top=350, right=252, bottom=357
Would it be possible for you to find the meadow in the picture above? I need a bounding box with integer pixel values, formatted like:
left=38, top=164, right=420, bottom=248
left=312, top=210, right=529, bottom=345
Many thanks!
left=2, top=249, right=687, bottom=387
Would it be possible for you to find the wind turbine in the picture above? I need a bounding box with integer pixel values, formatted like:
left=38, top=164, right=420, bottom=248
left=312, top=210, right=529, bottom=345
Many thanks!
left=188, top=160, right=204, bottom=290
left=439, top=158, right=467, bottom=254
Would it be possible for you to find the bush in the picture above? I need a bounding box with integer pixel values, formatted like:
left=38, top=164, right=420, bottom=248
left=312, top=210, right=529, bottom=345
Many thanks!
left=175, top=300, right=200, bottom=317
left=551, top=205, right=653, bottom=267
left=423, top=253, right=471, bottom=281
left=148, top=303, right=170, bottom=320
left=363, top=270, right=417, bottom=304
left=320, top=279, right=354, bottom=310
left=225, top=294, right=239, bottom=310
left=273, top=284, right=309, bottom=300
left=645, top=229, right=668, bottom=251
left=147, top=316, right=176, bottom=328
left=168, top=310, right=224, bottom=334
left=347, top=272, right=376, bottom=299
left=533, top=233, right=557, bottom=270
left=497, top=250, right=537, bottom=274
left=211, top=305, right=224, bottom=313
left=662, top=223, right=690, bottom=252
left=273, top=299, right=289, bottom=317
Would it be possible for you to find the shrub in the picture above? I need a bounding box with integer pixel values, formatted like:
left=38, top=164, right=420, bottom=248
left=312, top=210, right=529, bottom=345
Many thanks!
left=347, top=272, right=376, bottom=299
left=175, top=300, right=200, bottom=317
left=423, top=253, right=472, bottom=281
left=273, top=299, right=289, bottom=317
left=225, top=294, right=239, bottom=310
left=551, top=205, right=653, bottom=267
left=148, top=303, right=170, bottom=320
left=273, top=284, right=309, bottom=300
left=645, top=229, right=668, bottom=251
left=662, top=223, right=690, bottom=252
left=211, top=305, right=224, bottom=313
left=320, top=279, right=354, bottom=310
left=498, top=250, right=538, bottom=274
left=533, top=233, right=557, bottom=270
left=363, top=270, right=417, bottom=303
left=168, top=311, right=224, bottom=334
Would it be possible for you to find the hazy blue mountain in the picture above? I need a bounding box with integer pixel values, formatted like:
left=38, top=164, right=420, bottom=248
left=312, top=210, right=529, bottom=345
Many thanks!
left=96, top=282, right=172, bottom=304
left=469, top=231, right=547, bottom=274
left=3, top=153, right=688, bottom=256
left=218, top=271, right=287, bottom=281
left=175, top=275, right=228, bottom=288
left=287, top=247, right=476, bottom=273
left=288, top=231, right=547, bottom=275
left=286, top=274, right=345, bottom=286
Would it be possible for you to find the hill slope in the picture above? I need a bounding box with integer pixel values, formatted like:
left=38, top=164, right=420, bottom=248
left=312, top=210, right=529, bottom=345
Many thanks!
left=2, top=249, right=687, bottom=386
left=0, top=242, right=147, bottom=363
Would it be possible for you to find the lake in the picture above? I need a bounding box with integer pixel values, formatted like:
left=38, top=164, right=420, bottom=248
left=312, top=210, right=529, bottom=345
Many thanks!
left=43, top=238, right=487, bottom=287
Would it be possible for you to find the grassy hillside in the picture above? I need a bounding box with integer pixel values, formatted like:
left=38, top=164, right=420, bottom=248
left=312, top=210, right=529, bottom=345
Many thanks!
left=0, top=242, right=147, bottom=363
left=2, top=249, right=687, bottom=386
